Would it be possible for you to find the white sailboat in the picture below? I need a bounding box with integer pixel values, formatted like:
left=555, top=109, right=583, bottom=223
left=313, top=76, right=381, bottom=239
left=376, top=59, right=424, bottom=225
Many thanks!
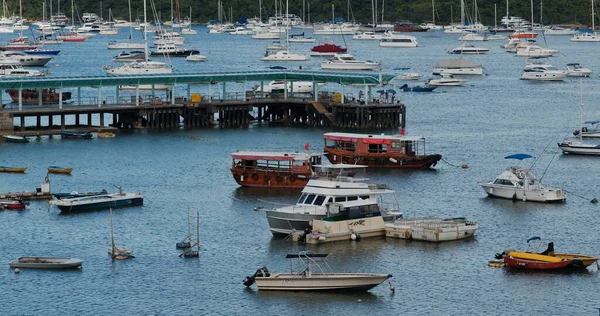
left=261, top=0, right=307, bottom=61
left=105, top=0, right=172, bottom=75
left=107, top=0, right=145, bottom=49
left=181, top=8, right=197, bottom=34
left=571, top=0, right=600, bottom=42
left=558, top=80, right=600, bottom=155
left=108, top=208, right=134, bottom=260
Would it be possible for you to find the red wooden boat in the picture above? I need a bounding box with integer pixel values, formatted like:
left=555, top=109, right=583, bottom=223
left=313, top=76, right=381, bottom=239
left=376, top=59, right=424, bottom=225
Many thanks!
left=310, top=40, right=347, bottom=56
left=6, top=88, right=72, bottom=104
left=323, top=132, right=442, bottom=169
left=0, top=200, right=27, bottom=210
left=508, top=30, right=538, bottom=39
left=231, top=151, right=322, bottom=188
left=503, top=255, right=573, bottom=270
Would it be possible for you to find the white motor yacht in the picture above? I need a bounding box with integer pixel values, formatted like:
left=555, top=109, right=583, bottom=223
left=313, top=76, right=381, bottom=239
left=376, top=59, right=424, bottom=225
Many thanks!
left=0, top=51, right=52, bottom=66
left=458, top=32, right=489, bottom=41
left=229, top=27, right=253, bottom=35
left=0, top=60, right=45, bottom=77
left=253, top=80, right=323, bottom=94
left=565, top=63, right=592, bottom=77
left=252, top=29, right=280, bottom=39
left=379, top=33, right=419, bottom=47
left=448, top=44, right=489, bottom=54
left=263, top=164, right=396, bottom=236
left=243, top=252, right=392, bottom=291
left=312, top=23, right=360, bottom=35
left=524, top=59, right=552, bottom=70
left=433, top=58, right=483, bottom=75
left=352, top=31, right=385, bottom=40
left=105, top=61, right=172, bottom=75
left=107, top=40, right=145, bottom=50
left=426, top=74, right=467, bottom=86
left=544, top=27, right=575, bottom=36
left=478, top=154, right=566, bottom=202
left=570, top=32, right=600, bottom=42
left=320, top=53, right=379, bottom=70
left=516, top=45, right=558, bottom=57
left=186, top=51, right=207, bottom=62
left=261, top=50, right=308, bottom=61
left=520, top=66, right=566, bottom=81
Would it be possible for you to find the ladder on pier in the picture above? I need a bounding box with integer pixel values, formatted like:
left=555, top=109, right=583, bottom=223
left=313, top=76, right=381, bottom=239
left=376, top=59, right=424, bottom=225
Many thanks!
left=310, top=102, right=336, bottom=126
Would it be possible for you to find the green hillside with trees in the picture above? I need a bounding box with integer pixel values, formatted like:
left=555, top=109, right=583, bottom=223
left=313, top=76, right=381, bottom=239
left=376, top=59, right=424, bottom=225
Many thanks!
left=14, top=0, right=594, bottom=27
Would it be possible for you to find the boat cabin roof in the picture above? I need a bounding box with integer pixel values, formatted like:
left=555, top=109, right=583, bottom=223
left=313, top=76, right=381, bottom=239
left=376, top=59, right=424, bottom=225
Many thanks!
left=324, top=132, right=424, bottom=142
left=232, top=151, right=321, bottom=161
left=312, top=163, right=367, bottom=169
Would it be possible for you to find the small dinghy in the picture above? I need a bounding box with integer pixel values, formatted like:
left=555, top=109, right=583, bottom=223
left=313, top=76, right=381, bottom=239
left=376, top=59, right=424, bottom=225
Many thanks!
left=47, top=166, right=73, bottom=174
left=399, top=84, right=436, bottom=92
left=0, top=166, right=27, bottom=173
left=0, top=199, right=27, bottom=210
left=9, top=257, right=83, bottom=269
left=3, top=135, right=28, bottom=143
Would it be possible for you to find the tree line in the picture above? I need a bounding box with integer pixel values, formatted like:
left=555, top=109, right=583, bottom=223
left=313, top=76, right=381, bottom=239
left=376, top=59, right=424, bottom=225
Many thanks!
left=16, top=0, right=594, bottom=27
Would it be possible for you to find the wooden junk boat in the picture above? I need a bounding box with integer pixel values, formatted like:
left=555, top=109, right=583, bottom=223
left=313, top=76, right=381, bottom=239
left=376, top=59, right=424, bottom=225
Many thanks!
left=231, top=151, right=322, bottom=188
left=6, top=88, right=72, bottom=104
left=323, top=132, right=442, bottom=169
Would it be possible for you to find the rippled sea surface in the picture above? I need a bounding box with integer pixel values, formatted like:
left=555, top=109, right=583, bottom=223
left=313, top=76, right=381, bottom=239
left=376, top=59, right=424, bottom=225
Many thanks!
left=1, top=26, right=600, bottom=315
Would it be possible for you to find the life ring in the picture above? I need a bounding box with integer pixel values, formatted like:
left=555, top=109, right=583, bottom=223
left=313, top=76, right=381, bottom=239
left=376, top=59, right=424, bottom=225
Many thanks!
left=518, top=171, right=526, bottom=178
left=264, top=175, right=270, bottom=182
left=251, top=173, right=259, bottom=181
left=233, top=173, right=241, bottom=180
left=289, top=175, right=296, bottom=182
left=275, top=175, right=283, bottom=182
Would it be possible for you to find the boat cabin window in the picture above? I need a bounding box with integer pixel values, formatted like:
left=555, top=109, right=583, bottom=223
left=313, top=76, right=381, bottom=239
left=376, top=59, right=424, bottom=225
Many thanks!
left=347, top=204, right=380, bottom=219
left=391, top=142, right=401, bottom=149
left=360, top=195, right=369, bottom=200
left=334, top=197, right=346, bottom=202
left=254, top=159, right=292, bottom=170
left=314, top=195, right=326, bottom=206
left=304, top=194, right=316, bottom=204
left=327, top=140, right=355, bottom=151
left=347, top=196, right=358, bottom=201
left=493, top=179, right=515, bottom=186
left=368, top=144, right=387, bottom=153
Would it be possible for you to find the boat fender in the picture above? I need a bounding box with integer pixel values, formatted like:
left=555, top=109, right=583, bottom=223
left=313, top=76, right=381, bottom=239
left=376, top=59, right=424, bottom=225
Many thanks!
left=275, top=175, right=283, bottom=182
left=389, top=158, right=398, bottom=163
left=289, top=175, right=296, bottom=182
left=251, top=173, right=259, bottom=181
left=351, top=233, right=357, bottom=240
left=264, top=175, right=270, bottom=182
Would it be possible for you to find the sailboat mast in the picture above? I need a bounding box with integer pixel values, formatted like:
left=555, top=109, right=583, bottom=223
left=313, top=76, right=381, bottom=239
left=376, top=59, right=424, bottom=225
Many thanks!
left=110, top=208, right=115, bottom=258
left=196, top=212, right=200, bottom=252
left=592, top=0, right=595, bottom=32
left=540, top=0, right=543, bottom=26
left=432, top=0, right=435, bottom=25
left=19, top=0, right=22, bottom=20
left=143, top=0, right=148, bottom=62
left=579, top=79, right=583, bottom=142
left=371, top=0, right=375, bottom=27
left=302, top=0, right=304, bottom=24
left=71, top=0, right=73, bottom=26
left=381, top=0, right=384, bottom=24
left=332, top=4, right=334, bottom=23
left=347, top=0, right=349, bottom=22
left=494, top=4, right=497, bottom=29
left=460, top=0, right=464, bottom=25
left=128, top=0, right=133, bottom=41
left=260, top=0, right=262, bottom=22
left=187, top=207, right=191, bottom=241
left=530, top=0, right=533, bottom=30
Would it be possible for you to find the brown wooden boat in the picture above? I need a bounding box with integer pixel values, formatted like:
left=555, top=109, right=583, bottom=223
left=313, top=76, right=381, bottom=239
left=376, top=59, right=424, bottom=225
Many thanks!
left=323, top=132, right=442, bottom=169
left=6, top=88, right=72, bottom=104
left=231, top=151, right=322, bottom=188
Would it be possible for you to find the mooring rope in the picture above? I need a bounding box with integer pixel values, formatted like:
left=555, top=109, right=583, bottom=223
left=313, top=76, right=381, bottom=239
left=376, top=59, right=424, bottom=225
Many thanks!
left=563, top=189, right=598, bottom=203
left=440, top=157, right=466, bottom=168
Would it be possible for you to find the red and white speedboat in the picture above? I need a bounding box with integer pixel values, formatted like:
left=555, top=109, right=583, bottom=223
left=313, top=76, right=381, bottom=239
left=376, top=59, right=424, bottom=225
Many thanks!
left=57, top=33, right=87, bottom=42
left=0, top=200, right=27, bottom=210
left=310, top=40, right=347, bottom=56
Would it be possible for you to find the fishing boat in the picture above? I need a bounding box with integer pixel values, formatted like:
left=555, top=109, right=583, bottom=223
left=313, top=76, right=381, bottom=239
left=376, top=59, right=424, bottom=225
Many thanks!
left=574, top=121, right=600, bottom=138
left=2, top=135, right=28, bottom=143
left=479, top=154, right=566, bottom=202
left=243, top=252, right=392, bottom=291
left=508, top=30, right=538, bottom=38
left=263, top=164, right=398, bottom=236
left=181, top=211, right=200, bottom=258
left=230, top=151, right=322, bottom=188
left=0, top=166, right=27, bottom=173
left=0, top=199, right=27, bottom=210
left=323, top=132, right=442, bottom=169
left=61, top=130, right=93, bottom=139
left=6, top=89, right=72, bottom=104
left=399, top=84, right=436, bottom=92
left=47, top=166, right=73, bottom=174
left=109, top=208, right=134, bottom=260
left=49, top=186, right=143, bottom=213
left=176, top=208, right=193, bottom=249
left=9, top=257, right=83, bottom=269
left=385, top=217, right=479, bottom=242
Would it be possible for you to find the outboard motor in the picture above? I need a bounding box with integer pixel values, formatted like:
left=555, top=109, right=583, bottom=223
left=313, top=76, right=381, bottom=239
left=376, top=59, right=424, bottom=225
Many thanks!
left=243, top=266, right=270, bottom=287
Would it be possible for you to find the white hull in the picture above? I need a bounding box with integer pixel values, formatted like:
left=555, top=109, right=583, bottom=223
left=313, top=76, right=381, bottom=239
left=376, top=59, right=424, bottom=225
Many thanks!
left=9, top=257, right=83, bottom=269
left=186, top=54, right=207, bottom=62
left=262, top=52, right=308, bottom=61
left=570, top=33, right=600, bottom=42
left=119, top=84, right=172, bottom=91
left=520, top=72, right=566, bottom=81
left=255, top=273, right=390, bottom=291
left=107, top=42, right=145, bottom=50
left=288, top=38, right=315, bottom=43
left=385, top=218, right=479, bottom=242
left=479, top=183, right=566, bottom=202
left=379, top=42, right=418, bottom=48
left=558, top=141, right=600, bottom=155
left=432, top=67, right=482, bottom=75
left=427, top=80, right=466, bottom=86
left=252, top=33, right=280, bottom=39
left=321, top=63, right=378, bottom=70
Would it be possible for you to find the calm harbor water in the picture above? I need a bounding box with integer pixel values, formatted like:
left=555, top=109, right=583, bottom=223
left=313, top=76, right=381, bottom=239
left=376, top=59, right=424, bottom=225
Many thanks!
left=1, top=26, right=600, bottom=315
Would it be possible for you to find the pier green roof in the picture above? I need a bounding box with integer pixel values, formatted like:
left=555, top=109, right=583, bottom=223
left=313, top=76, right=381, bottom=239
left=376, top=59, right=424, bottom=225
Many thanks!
left=0, top=70, right=396, bottom=89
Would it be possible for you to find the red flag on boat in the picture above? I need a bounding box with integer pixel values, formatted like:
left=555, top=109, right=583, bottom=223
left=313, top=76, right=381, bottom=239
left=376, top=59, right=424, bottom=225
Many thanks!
left=304, top=143, right=310, bottom=150
left=400, top=128, right=405, bottom=136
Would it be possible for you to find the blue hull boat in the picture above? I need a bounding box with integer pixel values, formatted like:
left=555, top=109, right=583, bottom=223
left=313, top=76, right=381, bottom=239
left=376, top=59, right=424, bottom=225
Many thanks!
left=61, top=130, right=93, bottom=139
left=24, top=49, right=61, bottom=55
left=50, top=192, right=143, bottom=213
left=52, top=190, right=108, bottom=200
left=400, top=84, right=436, bottom=92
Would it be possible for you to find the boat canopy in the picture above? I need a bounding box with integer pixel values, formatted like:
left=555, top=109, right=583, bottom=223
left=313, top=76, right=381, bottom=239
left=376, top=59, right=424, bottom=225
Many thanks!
left=312, top=163, right=367, bottom=169
left=231, top=151, right=321, bottom=161
left=324, top=132, right=424, bottom=143
left=434, top=58, right=482, bottom=68
left=504, top=153, right=534, bottom=160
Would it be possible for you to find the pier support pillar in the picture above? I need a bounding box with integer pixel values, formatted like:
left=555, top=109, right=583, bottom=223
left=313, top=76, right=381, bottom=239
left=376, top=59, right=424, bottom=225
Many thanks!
left=313, top=81, right=318, bottom=101
left=38, top=89, right=42, bottom=106
left=284, top=81, right=288, bottom=100
left=87, top=113, right=92, bottom=126
left=100, top=113, right=105, bottom=127
left=116, top=86, right=120, bottom=104
left=18, top=88, right=22, bottom=111
left=208, top=83, right=212, bottom=103
left=49, top=115, right=53, bottom=128
left=36, top=116, right=41, bottom=128
left=60, top=115, right=64, bottom=129
left=341, top=84, right=344, bottom=104
left=77, top=87, right=81, bottom=105
left=75, top=114, right=80, bottom=126
left=222, top=82, right=226, bottom=101
left=135, top=85, right=140, bottom=106
left=97, top=88, right=102, bottom=107
left=59, top=87, right=63, bottom=109
left=187, top=83, right=191, bottom=101
left=290, top=81, right=294, bottom=98
left=20, top=116, right=24, bottom=131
